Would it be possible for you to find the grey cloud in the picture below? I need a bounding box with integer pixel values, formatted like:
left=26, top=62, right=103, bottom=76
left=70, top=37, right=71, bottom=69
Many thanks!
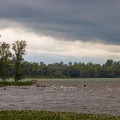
left=0, top=0, right=120, bottom=44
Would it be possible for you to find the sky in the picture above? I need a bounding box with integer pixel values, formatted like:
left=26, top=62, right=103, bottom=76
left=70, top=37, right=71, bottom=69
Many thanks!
left=0, top=0, right=120, bottom=64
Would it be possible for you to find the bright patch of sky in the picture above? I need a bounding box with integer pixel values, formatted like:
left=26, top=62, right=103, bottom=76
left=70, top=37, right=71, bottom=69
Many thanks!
left=0, top=21, right=120, bottom=64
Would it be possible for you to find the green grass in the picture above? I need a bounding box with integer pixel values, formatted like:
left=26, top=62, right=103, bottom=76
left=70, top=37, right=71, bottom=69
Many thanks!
left=0, top=111, right=119, bottom=120
left=23, top=78, right=120, bottom=82
left=0, top=81, right=33, bottom=86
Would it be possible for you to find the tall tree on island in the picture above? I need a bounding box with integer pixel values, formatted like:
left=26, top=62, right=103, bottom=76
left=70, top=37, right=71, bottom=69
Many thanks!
left=12, top=40, right=27, bottom=81
left=0, top=42, right=12, bottom=81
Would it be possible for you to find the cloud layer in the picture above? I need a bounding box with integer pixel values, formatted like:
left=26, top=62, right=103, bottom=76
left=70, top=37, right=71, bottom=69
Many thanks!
left=0, top=27, right=120, bottom=64
left=0, top=1, right=120, bottom=64
left=0, top=0, right=120, bottom=44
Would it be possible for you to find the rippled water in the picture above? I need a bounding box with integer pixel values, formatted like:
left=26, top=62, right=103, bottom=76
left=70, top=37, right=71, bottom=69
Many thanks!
left=0, top=79, right=120, bottom=116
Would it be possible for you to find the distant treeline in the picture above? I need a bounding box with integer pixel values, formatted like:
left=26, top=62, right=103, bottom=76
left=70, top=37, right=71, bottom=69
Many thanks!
left=7, top=59, right=120, bottom=79
left=1, top=40, right=120, bottom=80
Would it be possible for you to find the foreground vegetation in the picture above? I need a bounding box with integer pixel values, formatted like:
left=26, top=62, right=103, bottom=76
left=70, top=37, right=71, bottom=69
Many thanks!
left=0, top=81, right=33, bottom=86
left=0, top=111, right=119, bottom=120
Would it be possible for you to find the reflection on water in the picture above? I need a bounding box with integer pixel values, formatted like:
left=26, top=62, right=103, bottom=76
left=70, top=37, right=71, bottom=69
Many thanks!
left=0, top=80, right=120, bottom=116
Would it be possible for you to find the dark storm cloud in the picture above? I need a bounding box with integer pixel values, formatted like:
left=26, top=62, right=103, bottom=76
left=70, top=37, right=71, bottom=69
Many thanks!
left=0, top=0, right=120, bottom=44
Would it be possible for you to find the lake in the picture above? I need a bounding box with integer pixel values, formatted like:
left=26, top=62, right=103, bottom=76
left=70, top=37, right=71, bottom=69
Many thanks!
left=0, top=78, right=120, bottom=116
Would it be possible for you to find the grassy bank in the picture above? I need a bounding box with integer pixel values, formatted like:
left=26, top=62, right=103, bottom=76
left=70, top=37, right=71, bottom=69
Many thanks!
left=0, top=111, right=119, bottom=120
left=0, top=81, right=33, bottom=86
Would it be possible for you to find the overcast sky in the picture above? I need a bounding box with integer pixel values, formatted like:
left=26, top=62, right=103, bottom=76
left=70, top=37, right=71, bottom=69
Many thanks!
left=0, top=0, right=120, bottom=64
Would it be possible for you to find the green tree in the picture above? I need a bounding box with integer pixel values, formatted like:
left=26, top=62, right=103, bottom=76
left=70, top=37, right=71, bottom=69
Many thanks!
left=0, top=42, right=12, bottom=81
left=12, top=40, right=27, bottom=81
left=105, top=59, right=113, bottom=66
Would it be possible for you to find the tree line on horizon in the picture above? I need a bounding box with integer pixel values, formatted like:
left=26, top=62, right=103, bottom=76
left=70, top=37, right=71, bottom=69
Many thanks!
left=0, top=41, right=120, bottom=81
left=22, top=59, right=120, bottom=78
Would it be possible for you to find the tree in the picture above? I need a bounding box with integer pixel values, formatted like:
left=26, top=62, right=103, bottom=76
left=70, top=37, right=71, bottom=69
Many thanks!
left=12, top=40, right=27, bottom=81
left=0, top=42, right=12, bottom=81
left=105, top=59, right=113, bottom=66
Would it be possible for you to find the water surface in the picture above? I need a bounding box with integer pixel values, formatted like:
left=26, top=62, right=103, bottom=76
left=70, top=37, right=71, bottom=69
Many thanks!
left=0, top=79, right=120, bottom=116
